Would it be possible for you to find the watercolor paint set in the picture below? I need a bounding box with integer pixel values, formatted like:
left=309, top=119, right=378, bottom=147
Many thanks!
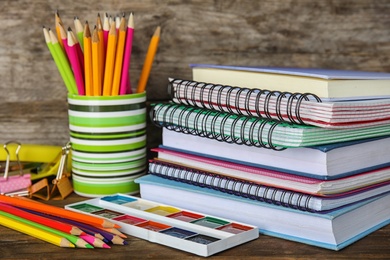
left=65, top=194, right=259, bottom=256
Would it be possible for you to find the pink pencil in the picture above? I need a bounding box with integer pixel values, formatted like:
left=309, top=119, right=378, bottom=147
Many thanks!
left=119, top=12, right=134, bottom=95
left=68, top=29, right=85, bottom=95
left=102, top=13, right=109, bottom=55
left=80, top=233, right=111, bottom=249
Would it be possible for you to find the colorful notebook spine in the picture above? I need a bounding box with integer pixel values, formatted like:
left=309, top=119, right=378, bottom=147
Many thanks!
left=168, top=78, right=322, bottom=125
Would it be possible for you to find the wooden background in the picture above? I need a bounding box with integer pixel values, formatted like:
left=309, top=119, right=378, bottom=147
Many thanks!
left=0, top=0, right=389, bottom=147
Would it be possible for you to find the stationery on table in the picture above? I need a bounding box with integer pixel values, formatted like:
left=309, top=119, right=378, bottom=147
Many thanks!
left=44, top=11, right=161, bottom=96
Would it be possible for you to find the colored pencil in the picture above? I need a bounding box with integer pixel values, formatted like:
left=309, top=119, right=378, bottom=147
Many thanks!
left=0, top=194, right=119, bottom=228
left=101, top=227, right=127, bottom=238
left=55, top=10, right=64, bottom=49
left=136, top=26, right=161, bottom=93
left=103, top=12, right=110, bottom=53
left=102, top=22, right=117, bottom=96
left=43, top=27, right=74, bottom=94
left=92, top=26, right=102, bottom=96
left=68, top=27, right=85, bottom=73
left=68, top=28, right=85, bottom=95
left=83, top=21, right=93, bottom=96
left=119, top=12, right=134, bottom=95
left=97, top=14, right=105, bottom=86
left=48, top=29, right=78, bottom=94
left=0, top=202, right=84, bottom=236
left=0, top=213, right=75, bottom=248
left=0, top=210, right=92, bottom=248
left=80, top=233, right=111, bottom=249
left=58, top=22, right=70, bottom=59
left=111, top=16, right=127, bottom=96
left=57, top=217, right=128, bottom=245
left=74, top=16, right=84, bottom=50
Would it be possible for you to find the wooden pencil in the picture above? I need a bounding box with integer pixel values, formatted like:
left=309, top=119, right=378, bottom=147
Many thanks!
left=0, top=213, right=75, bottom=248
left=0, top=202, right=84, bottom=236
left=43, top=27, right=73, bottom=94
left=0, top=210, right=93, bottom=248
left=119, top=12, right=134, bottom=95
left=48, top=29, right=78, bottom=95
left=68, top=28, right=85, bottom=95
left=55, top=10, right=64, bottom=49
left=136, top=26, right=161, bottom=93
left=83, top=21, right=93, bottom=96
left=102, top=21, right=117, bottom=96
left=111, top=16, right=127, bottom=96
left=0, top=194, right=119, bottom=228
left=74, top=16, right=84, bottom=50
left=80, top=233, right=111, bottom=249
left=92, top=26, right=102, bottom=96
left=97, top=13, right=105, bottom=87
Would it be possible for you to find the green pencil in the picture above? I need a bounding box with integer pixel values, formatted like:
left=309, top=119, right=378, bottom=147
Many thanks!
left=0, top=210, right=93, bottom=249
left=46, top=28, right=78, bottom=95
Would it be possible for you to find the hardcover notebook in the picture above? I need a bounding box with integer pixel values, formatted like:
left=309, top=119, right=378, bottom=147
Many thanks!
left=190, top=64, right=390, bottom=100
left=161, top=129, right=390, bottom=179
left=135, top=174, right=390, bottom=251
left=168, top=78, right=390, bottom=129
left=151, top=102, right=390, bottom=149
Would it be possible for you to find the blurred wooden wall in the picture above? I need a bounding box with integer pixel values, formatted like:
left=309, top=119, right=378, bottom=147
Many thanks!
left=0, top=0, right=389, bottom=147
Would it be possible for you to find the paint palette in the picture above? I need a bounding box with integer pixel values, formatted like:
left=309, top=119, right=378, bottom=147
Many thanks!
left=65, top=194, right=259, bottom=257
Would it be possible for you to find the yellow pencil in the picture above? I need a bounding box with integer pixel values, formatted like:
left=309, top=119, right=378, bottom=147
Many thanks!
left=92, top=26, right=102, bottom=96
left=111, top=17, right=127, bottom=96
left=102, top=22, right=117, bottom=96
left=136, top=26, right=161, bottom=93
left=84, top=21, right=93, bottom=96
left=0, top=214, right=75, bottom=248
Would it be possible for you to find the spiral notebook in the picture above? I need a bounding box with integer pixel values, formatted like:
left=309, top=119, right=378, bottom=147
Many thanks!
left=148, top=159, right=390, bottom=212
left=151, top=102, right=390, bottom=149
left=151, top=147, right=390, bottom=196
left=168, top=78, right=390, bottom=129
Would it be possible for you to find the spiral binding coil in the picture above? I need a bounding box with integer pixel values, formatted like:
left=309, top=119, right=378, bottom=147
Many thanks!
left=148, top=160, right=316, bottom=212
left=151, top=102, right=288, bottom=150
left=169, top=78, right=322, bottom=125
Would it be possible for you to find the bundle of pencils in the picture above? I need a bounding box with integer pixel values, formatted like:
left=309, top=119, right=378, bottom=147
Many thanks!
left=44, top=11, right=160, bottom=96
left=0, top=194, right=127, bottom=248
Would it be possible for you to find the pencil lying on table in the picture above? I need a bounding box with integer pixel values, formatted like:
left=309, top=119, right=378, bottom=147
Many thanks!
left=0, top=210, right=93, bottom=248
left=0, top=194, right=120, bottom=228
left=0, top=202, right=84, bottom=236
left=0, top=213, right=75, bottom=248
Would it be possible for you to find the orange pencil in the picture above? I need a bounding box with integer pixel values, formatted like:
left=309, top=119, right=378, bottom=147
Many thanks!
left=136, top=26, right=161, bottom=93
left=92, top=26, right=102, bottom=96
left=102, top=22, right=117, bottom=96
left=83, top=21, right=93, bottom=96
left=97, top=13, right=105, bottom=86
left=0, top=194, right=120, bottom=228
left=55, top=10, right=64, bottom=49
left=111, top=17, right=127, bottom=96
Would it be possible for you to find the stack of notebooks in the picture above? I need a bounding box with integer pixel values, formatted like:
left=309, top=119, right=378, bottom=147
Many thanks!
left=135, top=64, right=390, bottom=250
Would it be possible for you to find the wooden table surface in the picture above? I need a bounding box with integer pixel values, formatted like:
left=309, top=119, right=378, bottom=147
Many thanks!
left=1, top=192, right=389, bottom=259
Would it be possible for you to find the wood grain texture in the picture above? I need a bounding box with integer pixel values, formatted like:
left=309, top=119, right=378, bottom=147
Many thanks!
left=0, top=0, right=389, bottom=146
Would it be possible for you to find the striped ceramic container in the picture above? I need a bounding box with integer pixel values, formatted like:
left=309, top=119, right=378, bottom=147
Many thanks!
left=67, top=92, right=147, bottom=197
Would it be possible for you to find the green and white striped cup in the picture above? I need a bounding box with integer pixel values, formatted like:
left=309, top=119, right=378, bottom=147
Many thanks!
left=67, top=92, right=147, bottom=197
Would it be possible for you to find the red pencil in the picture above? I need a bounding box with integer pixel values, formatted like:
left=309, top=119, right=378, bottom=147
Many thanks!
left=0, top=195, right=120, bottom=228
left=0, top=202, right=84, bottom=236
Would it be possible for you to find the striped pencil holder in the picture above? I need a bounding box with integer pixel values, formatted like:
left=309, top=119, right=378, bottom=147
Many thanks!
left=67, top=92, right=147, bottom=197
